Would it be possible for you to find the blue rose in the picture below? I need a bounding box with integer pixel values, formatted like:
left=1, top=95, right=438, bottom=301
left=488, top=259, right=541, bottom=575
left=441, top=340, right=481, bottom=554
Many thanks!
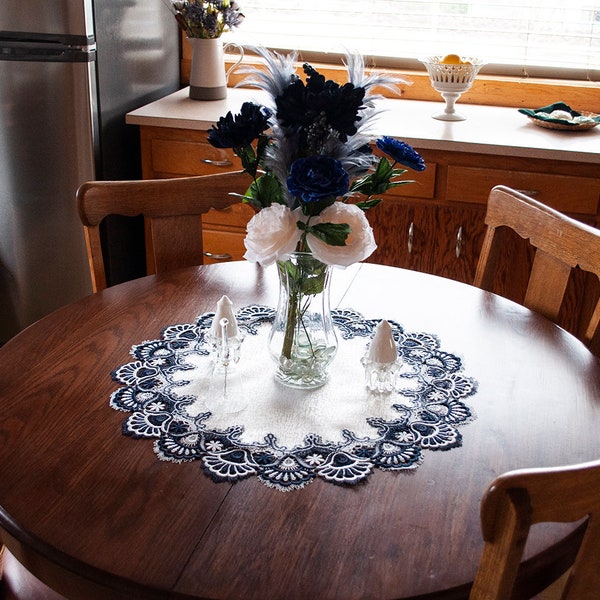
left=376, top=136, right=426, bottom=172
left=287, top=156, right=350, bottom=210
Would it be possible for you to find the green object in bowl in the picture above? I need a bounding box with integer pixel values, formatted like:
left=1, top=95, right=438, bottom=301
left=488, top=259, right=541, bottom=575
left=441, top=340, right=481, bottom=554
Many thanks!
left=518, top=102, right=600, bottom=130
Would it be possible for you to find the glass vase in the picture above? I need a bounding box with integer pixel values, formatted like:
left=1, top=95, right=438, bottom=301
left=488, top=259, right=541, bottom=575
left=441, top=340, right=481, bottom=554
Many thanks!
left=268, top=252, right=338, bottom=389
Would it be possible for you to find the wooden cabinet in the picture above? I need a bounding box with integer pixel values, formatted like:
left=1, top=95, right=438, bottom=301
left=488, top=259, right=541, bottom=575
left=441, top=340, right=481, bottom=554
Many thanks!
left=367, top=201, right=486, bottom=282
left=367, top=151, right=487, bottom=285
left=136, top=124, right=600, bottom=340
left=367, top=146, right=600, bottom=342
left=366, top=164, right=438, bottom=274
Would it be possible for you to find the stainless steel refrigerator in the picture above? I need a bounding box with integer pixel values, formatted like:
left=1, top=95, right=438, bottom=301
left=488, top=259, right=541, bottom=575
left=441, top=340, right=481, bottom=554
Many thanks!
left=0, top=0, right=180, bottom=344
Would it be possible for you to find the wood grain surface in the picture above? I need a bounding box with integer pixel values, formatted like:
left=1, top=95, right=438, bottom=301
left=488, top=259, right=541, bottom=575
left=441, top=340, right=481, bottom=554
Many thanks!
left=1, top=262, right=599, bottom=599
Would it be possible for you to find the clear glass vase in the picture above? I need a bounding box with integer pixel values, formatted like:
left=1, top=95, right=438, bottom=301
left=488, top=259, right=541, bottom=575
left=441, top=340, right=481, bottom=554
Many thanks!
left=268, top=252, right=338, bottom=389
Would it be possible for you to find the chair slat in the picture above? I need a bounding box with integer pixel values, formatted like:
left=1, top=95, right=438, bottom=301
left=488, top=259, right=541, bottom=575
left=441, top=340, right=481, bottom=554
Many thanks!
left=149, top=215, right=205, bottom=275
left=525, top=249, right=572, bottom=321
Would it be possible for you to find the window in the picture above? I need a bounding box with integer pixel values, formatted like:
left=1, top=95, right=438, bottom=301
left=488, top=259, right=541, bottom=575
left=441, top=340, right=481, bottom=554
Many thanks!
left=232, top=0, right=600, bottom=81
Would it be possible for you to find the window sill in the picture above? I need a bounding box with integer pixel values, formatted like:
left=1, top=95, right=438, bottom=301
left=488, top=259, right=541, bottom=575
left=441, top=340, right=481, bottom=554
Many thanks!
left=180, top=38, right=599, bottom=113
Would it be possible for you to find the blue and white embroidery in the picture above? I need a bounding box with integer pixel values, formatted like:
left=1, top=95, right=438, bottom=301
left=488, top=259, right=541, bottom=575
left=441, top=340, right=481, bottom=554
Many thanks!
left=111, top=307, right=478, bottom=491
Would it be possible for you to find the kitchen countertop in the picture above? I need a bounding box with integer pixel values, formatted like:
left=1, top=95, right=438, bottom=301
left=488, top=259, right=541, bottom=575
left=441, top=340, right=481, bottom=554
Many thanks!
left=126, top=87, right=600, bottom=164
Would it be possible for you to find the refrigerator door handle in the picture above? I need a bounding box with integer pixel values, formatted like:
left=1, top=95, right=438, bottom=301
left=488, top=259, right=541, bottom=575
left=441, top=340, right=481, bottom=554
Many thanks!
left=0, top=39, right=95, bottom=62
left=0, top=30, right=94, bottom=47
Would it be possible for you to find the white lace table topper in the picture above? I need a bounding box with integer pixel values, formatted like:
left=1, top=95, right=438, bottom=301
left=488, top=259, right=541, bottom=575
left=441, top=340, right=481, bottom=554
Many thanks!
left=111, top=306, right=478, bottom=491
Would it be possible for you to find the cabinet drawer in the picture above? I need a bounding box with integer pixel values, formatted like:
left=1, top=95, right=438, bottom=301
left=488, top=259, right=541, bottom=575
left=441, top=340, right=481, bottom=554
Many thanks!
left=202, top=229, right=246, bottom=263
left=385, top=162, right=437, bottom=199
left=151, top=138, right=240, bottom=176
left=202, top=202, right=255, bottom=228
left=446, top=166, right=600, bottom=215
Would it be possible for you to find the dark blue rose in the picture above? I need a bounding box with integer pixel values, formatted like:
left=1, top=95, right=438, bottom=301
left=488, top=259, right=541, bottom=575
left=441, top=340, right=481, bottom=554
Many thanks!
left=207, top=102, right=271, bottom=149
left=287, top=156, right=350, bottom=207
left=376, top=136, right=426, bottom=172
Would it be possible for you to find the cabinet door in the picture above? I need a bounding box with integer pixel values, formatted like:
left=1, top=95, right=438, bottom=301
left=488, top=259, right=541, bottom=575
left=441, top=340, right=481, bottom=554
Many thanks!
left=367, top=200, right=435, bottom=273
left=433, top=206, right=486, bottom=283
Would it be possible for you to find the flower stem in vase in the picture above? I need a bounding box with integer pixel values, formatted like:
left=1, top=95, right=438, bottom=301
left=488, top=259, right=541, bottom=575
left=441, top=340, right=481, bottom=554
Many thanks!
left=269, top=252, right=338, bottom=389
left=281, top=284, right=299, bottom=360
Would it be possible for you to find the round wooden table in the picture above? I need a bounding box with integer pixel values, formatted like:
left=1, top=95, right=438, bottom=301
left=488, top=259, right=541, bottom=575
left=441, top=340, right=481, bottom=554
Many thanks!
left=1, top=261, right=599, bottom=599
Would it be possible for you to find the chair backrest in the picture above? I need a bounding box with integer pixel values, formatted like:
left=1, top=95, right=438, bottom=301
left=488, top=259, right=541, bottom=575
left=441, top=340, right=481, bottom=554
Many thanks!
left=77, top=171, right=251, bottom=292
left=470, top=458, right=600, bottom=599
left=473, top=185, right=600, bottom=349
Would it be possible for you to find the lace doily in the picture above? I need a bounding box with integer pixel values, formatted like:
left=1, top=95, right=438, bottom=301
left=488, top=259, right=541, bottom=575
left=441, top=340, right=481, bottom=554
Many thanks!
left=110, top=306, right=478, bottom=491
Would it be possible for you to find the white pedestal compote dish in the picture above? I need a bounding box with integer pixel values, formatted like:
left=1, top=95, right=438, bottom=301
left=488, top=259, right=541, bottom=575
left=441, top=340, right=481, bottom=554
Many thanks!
left=421, top=55, right=485, bottom=121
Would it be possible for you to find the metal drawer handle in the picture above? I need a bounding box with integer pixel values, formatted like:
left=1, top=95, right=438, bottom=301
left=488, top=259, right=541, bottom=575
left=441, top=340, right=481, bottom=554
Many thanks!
left=203, top=251, right=232, bottom=261
left=202, top=158, right=233, bottom=167
left=455, top=226, right=463, bottom=258
left=408, top=222, right=414, bottom=254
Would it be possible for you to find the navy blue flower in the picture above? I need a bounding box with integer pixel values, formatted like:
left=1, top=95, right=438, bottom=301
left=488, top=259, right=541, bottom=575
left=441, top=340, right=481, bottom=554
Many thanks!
left=207, top=102, right=270, bottom=149
left=287, top=156, right=349, bottom=205
left=275, top=63, right=365, bottom=147
left=376, top=136, right=426, bottom=172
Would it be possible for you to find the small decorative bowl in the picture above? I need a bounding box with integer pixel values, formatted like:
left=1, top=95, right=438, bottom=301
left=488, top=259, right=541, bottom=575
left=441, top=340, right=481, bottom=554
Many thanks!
left=518, top=102, right=600, bottom=131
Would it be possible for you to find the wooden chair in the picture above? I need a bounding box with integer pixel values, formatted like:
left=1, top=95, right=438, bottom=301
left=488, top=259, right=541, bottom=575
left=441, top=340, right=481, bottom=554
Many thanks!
left=77, top=171, right=251, bottom=292
left=473, top=185, right=600, bottom=351
left=0, top=545, right=66, bottom=599
left=470, top=458, right=600, bottom=599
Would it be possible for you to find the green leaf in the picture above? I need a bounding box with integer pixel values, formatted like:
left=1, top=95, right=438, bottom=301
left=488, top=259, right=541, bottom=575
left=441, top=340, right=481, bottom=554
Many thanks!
left=348, top=158, right=411, bottom=198
left=374, top=155, right=394, bottom=181
left=299, top=221, right=350, bottom=246
left=277, top=256, right=328, bottom=296
left=246, top=172, right=284, bottom=209
left=385, top=179, right=416, bottom=191
left=227, top=191, right=257, bottom=205
left=256, top=134, right=270, bottom=168
left=348, top=173, right=374, bottom=195
left=300, top=195, right=337, bottom=217
left=234, top=145, right=258, bottom=177
left=390, top=166, right=409, bottom=179
left=301, top=271, right=326, bottom=295
left=355, top=198, right=382, bottom=210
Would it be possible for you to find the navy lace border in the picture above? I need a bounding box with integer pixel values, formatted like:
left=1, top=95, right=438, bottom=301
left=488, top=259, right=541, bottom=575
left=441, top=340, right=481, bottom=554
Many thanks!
left=110, top=306, right=478, bottom=491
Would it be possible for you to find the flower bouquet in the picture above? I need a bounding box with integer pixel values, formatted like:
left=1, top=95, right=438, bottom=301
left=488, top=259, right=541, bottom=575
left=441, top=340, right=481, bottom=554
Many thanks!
left=208, top=47, right=426, bottom=388
left=164, top=0, right=244, bottom=39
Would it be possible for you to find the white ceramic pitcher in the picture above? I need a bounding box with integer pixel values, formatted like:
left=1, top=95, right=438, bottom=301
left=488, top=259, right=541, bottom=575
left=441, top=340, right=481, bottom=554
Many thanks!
left=188, top=38, right=244, bottom=100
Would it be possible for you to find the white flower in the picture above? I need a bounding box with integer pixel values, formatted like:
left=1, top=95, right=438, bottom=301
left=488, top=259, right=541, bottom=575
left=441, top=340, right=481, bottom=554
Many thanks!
left=243, top=204, right=302, bottom=267
left=308, top=202, right=377, bottom=267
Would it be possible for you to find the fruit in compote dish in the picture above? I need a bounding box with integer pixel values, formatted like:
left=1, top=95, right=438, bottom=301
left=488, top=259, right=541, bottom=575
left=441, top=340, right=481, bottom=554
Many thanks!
left=440, top=54, right=462, bottom=64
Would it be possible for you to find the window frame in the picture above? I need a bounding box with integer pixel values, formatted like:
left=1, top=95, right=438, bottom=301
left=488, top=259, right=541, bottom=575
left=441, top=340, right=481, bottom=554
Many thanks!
left=180, top=34, right=600, bottom=114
